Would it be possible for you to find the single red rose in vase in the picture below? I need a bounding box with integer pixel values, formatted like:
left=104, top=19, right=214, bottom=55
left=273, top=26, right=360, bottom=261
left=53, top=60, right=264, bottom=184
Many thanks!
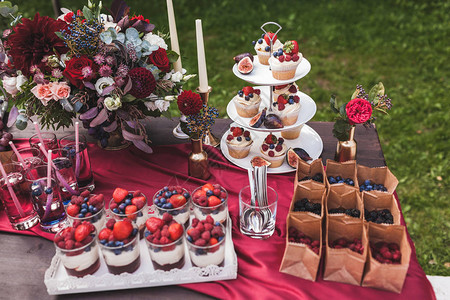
left=63, top=56, right=96, bottom=89
left=148, top=47, right=170, bottom=73
left=345, top=98, right=373, bottom=125
left=177, top=90, right=203, bottom=115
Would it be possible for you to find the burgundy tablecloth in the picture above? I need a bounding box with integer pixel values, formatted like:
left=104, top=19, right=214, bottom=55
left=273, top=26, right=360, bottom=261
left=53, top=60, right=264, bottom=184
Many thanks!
left=0, top=140, right=435, bottom=300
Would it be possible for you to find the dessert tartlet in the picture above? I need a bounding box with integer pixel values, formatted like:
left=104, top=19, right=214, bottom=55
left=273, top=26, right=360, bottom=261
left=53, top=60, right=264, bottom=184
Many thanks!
left=225, top=126, right=253, bottom=159
left=186, top=217, right=226, bottom=267
left=272, top=92, right=301, bottom=126
left=260, top=134, right=287, bottom=168
left=109, top=187, right=148, bottom=239
left=252, top=32, right=283, bottom=65
left=192, top=183, right=228, bottom=224
left=232, top=86, right=261, bottom=118
left=98, top=218, right=141, bottom=275
left=65, top=190, right=106, bottom=233
left=268, top=40, right=302, bottom=80
left=153, top=186, right=191, bottom=228
left=53, top=221, right=100, bottom=277
left=145, top=213, right=185, bottom=271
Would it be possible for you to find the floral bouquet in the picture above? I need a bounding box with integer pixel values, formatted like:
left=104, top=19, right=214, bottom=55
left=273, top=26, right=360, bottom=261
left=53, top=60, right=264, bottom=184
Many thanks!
left=0, top=0, right=194, bottom=153
left=330, top=82, right=392, bottom=141
left=176, top=90, right=218, bottom=140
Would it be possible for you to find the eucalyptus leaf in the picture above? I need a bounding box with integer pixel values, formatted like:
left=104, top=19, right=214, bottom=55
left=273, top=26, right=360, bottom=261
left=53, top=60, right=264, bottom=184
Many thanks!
left=330, top=95, right=339, bottom=113
left=368, top=82, right=385, bottom=102
left=125, top=27, right=139, bottom=41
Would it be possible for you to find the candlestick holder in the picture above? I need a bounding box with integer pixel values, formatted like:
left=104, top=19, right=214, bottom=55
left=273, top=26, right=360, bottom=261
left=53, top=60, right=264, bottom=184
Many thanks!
left=196, top=86, right=220, bottom=147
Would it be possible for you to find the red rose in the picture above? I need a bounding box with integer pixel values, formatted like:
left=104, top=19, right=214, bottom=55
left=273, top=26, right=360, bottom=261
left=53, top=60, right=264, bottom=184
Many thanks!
left=346, top=98, right=373, bottom=124
left=148, top=48, right=170, bottom=73
left=63, top=56, right=95, bottom=89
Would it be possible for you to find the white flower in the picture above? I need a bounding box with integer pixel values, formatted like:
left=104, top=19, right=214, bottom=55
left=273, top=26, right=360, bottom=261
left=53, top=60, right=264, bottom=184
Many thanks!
left=155, top=100, right=170, bottom=112
left=104, top=96, right=122, bottom=111
left=100, top=14, right=121, bottom=32
left=163, top=70, right=173, bottom=80
left=182, top=74, right=196, bottom=81
left=164, top=95, right=176, bottom=101
left=143, top=32, right=168, bottom=50
left=95, top=77, right=115, bottom=96
left=3, top=75, right=27, bottom=96
left=144, top=101, right=158, bottom=111
left=171, top=71, right=183, bottom=83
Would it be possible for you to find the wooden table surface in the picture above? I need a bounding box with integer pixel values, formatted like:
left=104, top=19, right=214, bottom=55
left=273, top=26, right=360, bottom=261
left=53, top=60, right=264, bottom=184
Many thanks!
left=0, top=119, right=386, bottom=299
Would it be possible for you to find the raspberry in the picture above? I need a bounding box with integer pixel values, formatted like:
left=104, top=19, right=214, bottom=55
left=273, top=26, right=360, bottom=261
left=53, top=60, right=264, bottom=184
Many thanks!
left=268, top=151, right=274, bottom=157
left=277, top=103, right=285, bottom=111
left=196, top=222, right=205, bottom=232
left=254, top=89, right=261, bottom=95
left=292, top=54, right=299, bottom=62
left=162, top=213, right=173, bottom=223
left=194, top=239, right=207, bottom=246
left=80, top=190, right=90, bottom=197
left=226, top=134, right=233, bottom=141
left=230, top=127, right=235, bottom=131
left=278, top=55, right=285, bottom=62
left=160, top=236, right=170, bottom=245
left=201, top=231, right=211, bottom=241
left=262, top=144, right=269, bottom=151
left=293, top=95, right=300, bottom=103
left=278, top=137, right=284, bottom=143
left=285, top=55, right=292, bottom=62
left=204, top=223, right=213, bottom=231
left=232, top=127, right=243, bottom=137
left=205, top=215, right=214, bottom=224
left=211, top=226, right=224, bottom=238
left=189, top=228, right=201, bottom=241
left=106, top=218, right=116, bottom=230
left=192, top=218, right=199, bottom=227
left=243, top=131, right=250, bottom=137
left=275, top=145, right=282, bottom=152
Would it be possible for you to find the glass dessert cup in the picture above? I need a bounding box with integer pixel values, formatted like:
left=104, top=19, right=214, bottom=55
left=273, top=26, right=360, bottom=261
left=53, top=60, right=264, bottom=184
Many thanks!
left=144, top=228, right=186, bottom=271
left=186, top=223, right=226, bottom=268
left=10, top=147, right=43, bottom=171
left=152, top=187, right=191, bottom=228
left=66, top=200, right=106, bottom=233
left=109, top=192, right=148, bottom=239
left=29, top=132, right=58, bottom=152
left=54, top=228, right=100, bottom=277
left=191, top=186, right=228, bottom=224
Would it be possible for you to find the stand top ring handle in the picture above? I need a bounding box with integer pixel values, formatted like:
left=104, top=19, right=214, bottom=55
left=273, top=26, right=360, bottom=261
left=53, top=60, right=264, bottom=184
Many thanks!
left=260, top=22, right=283, bottom=45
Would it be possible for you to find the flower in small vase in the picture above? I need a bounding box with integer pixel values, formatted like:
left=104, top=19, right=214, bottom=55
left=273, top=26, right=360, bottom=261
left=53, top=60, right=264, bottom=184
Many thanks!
left=345, top=98, right=373, bottom=125
left=177, top=90, right=202, bottom=115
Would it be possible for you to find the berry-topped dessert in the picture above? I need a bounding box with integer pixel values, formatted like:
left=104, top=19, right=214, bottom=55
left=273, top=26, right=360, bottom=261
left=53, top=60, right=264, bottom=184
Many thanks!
left=225, top=126, right=253, bottom=159
left=271, top=84, right=301, bottom=126
left=359, top=180, right=388, bottom=192
left=66, top=190, right=106, bottom=232
left=328, top=207, right=361, bottom=218
left=109, top=187, right=148, bottom=239
left=144, top=213, right=185, bottom=271
left=293, top=198, right=322, bottom=216
left=288, top=227, right=320, bottom=255
left=329, top=237, right=364, bottom=254
left=186, top=216, right=226, bottom=267
left=370, top=241, right=401, bottom=264
left=153, top=186, right=190, bottom=228
left=252, top=32, right=283, bottom=65
left=53, top=221, right=100, bottom=277
left=268, top=40, right=302, bottom=80
left=327, top=176, right=355, bottom=186
left=364, top=208, right=394, bottom=224
left=232, top=86, right=262, bottom=118
left=98, top=218, right=141, bottom=275
left=192, top=183, right=228, bottom=224
left=260, top=134, right=287, bottom=168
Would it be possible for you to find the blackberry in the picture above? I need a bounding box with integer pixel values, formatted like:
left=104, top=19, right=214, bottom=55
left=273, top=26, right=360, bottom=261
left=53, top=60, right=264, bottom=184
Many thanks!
left=293, top=198, right=321, bottom=215
left=312, top=173, right=323, bottom=183
left=299, top=176, right=311, bottom=182
left=329, top=207, right=345, bottom=214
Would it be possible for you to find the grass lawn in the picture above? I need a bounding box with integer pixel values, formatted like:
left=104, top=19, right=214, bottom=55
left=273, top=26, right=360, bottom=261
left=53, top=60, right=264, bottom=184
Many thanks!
left=7, top=0, right=450, bottom=276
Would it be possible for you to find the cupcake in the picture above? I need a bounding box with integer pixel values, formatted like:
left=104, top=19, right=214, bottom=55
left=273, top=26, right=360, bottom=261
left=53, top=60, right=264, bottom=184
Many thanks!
left=281, top=124, right=304, bottom=140
left=272, top=83, right=299, bottom=102
left=269, top=40, right=302, bottom=80
left=252, top=32, right=283, bottom=65
left=272, top=85, right=301, bottom=126
left=260, top=134, right=287, bottom=168
left=233, top=86, right=262, bottom=118
left=226, top=126, right=253, bottom=159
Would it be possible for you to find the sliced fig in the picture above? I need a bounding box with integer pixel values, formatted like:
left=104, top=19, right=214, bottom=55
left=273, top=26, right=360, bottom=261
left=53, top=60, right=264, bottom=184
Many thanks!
left=249, top=108, right=266, bottom=128
left=286, top=147, right=313, bottom=168
left=264, top=114, right=283, bottom=129
left=233, top=52, right=254, bottom=64
left=251, top=156, right=271, bottom=167
left=237, top=56, right=253, bottom=75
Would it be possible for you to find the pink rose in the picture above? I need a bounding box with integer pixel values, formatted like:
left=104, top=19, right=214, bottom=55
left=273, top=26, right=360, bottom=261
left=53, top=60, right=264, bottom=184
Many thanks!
left=51, top=82, right=71, bottom=100
left=31, top=83, right=54, bottom=106
left=345, top=98, right=373, bottom=125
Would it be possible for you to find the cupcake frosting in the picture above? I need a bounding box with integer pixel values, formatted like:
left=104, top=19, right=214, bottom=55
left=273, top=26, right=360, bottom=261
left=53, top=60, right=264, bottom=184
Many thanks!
left=268, top=53, right=302, bottom=69
left=260, top=134, right=287, bottom=158
left=233, top=86, right=261, bottom=106
left=254, top=39, right=283, bottom=53
left=226, top=127, right=253, bottom=147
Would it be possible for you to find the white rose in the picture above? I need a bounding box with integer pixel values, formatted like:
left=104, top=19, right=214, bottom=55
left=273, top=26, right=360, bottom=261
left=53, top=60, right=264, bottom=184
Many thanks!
left=143, top=32, right=168, bottom=50
left=3, top=75, right=27, bottom=96
left=155, top=100, right=170, bottom=112
left=171, top=71, right=183, bottom=83
left=104, top=96, right=122, bottom=111
left=144, top=101, right=158, bottom=111
left=95, top=77, right=115, bottom=96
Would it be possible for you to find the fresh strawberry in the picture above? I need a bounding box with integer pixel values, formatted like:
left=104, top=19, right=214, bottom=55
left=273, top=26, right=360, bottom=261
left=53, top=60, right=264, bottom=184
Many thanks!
left=288, top=85, right=297, bottom=93
left=146, top=217, right=164, bottom=233
left=125, top=205, right=138, bottom=220
left=98, top=228, right=112, bottom=240
left=202, top=183, right=214, bottom=193
left=277, top=95, right=287, bottom=104
left=283, top=40, right=299, bottom=54
left=168, top=223, right=183, bottom=241
left=113, top=220, right=133, bottom=240
left=113, top=187, right=128, bottom=203
left=242, top=86, right=254, bottom=95
left=169, top=194, right=187, bottom=208
left=208, top=196, right=222, bottom=207
left=74, top=224, right=91, bottom=242
left=66, top=204, right=80, bottom=217
left=131, top=196, right=146, bottom=210
left=264, top=32, right=277, bottom=45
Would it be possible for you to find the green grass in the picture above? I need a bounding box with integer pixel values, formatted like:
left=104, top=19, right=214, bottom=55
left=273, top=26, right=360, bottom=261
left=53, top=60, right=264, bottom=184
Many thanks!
left=7, top=0, right=450, bottom=275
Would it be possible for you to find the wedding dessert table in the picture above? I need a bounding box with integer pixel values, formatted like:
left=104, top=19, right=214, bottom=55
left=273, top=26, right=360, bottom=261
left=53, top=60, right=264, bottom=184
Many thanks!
left=0, top=118, right=435, bottom=299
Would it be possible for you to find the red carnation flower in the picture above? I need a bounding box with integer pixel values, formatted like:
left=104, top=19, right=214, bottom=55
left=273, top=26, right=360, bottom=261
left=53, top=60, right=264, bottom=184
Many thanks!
left=346, top=98, right=373, bottom=124
left=128, top=67, right=156, bottom=98
left=7, top=13, right=68, bottom=76
left=177, top=90, right=203, bottom=115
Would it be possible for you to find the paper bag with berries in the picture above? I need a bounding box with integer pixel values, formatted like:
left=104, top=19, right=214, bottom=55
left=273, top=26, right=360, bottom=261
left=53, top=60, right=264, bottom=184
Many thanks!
left=326, top=185, right=364, bottom=222
left=324, top=217, right=368, bottom=285
left=362, top=223, right=411, bottom=293
left=296, top=158, right=326, bottom=189
left=357, top=164, right=398, bottom=195
left=362, top=192, right=401, bottom=225
left=290, top=184, right=326, bottom=220
left=280, top=214, right=322, bottom=281
left=325, top=159, right=358, bottom=190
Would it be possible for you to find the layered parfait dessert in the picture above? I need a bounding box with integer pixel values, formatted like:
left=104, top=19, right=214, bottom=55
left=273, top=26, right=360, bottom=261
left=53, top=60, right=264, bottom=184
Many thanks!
left=65, top=190, right=106, bottom=233
left=145, top=213, right=185, bottom=270
left=153, top=186, right=190, bottom=228
left=186, top=217, right=226, bottom=267
left=53, top=221, right=100, bottom=277
left=225, top=126, right=253, bottom=159
left=192, top=183, right=228, bottom=224
left=260, top=134, right=287, bottom=168
left=98, top=219, right=141, bottom=275
left=232, top=86, right=261, bottom=118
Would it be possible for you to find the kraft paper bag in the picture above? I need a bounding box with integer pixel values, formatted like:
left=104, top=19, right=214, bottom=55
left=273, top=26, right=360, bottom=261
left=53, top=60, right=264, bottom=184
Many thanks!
left=362, top=223, right=411, bottom=293
left=325, top=159, right=358, bottom=190
left=326, top=185, right=364, bottom=222
left=280, top=214, right=322, bottom=281
left=324, top=217, right=368, bottom=285
left=296, top=158, right=326, bottom=190
left=357, top=164, right=399, bottom=196
left=290, top=184, right=326, bottom=220
left=362, top=192, right=401, bottom=225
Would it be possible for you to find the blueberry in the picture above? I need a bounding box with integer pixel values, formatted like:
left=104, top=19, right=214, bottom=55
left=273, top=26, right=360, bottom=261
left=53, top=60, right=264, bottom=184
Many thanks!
left=107, top=241, right=115, bottom=247
left=187, top=236, right=193, bottom=242
left=154, top=198, right=160, bottom=205
left=145, top=231, right=151, bottom=237
left=206, top=190, right=213, bottom=196
left=328, top=176, right=337, bottom=184
left=218, top=236, right=224, bottom=242
left=251, top=40, right=256, bottom=46
left=338, top=180, right=344, bottom=183
left=364, top=180, right=371, bottom=185
left=81, top=203, right=88, bottom=209
left=114, top=241, right=122, bottom=246
left=127, top=193, right=133, bottom=199
left=269, top=144, right=275, bottom=149
left=237, top=137, right=242, bottom=141
left=348, top=180, right=354, bottom=186
left=137, top=211, right=143, bottom=217
left=288, top=99, right=294, bottom=104
left=277, top=49, right=283, bottom=56
left=221, top=198, right=225, bottom=202
left=367, top=185, right=373, bottom=190
left=113, top=208, right=119, bottom=214
left=196, top=249, right=205, bottom=255
left=273, top=52, right=278, bottom=58
left=249, top=93, right=253, bottom=98
left=165, top=191, right=172, bottom=198
left=157, top=191, right=162, bottom=197
left=261, top=33, right=265, bottom=38
left=273, top=102, right=277, bottom=107
left=172, top=190, right=178, bottom=194
left=183, top=192, right=190, bottom=199
left=166, top=203, right=173, bottom=209
left=113, top=249, right=122, bottom=255
left=153, top=247, right=161, bottom=252
left=245, top=137, right=251, bottom=141
left=32, top=188, right=42, bottom=197
left=80, top=208, right=88, bottom=214
left=88, top=205, right=94, bottom=211
left=215, top=221, right=220, bottom=226
left=238, top=91, right=244, bottom=96
left=45, top=187, right=53, bottom=194
left=265, top=46, right=270, bottom=52
left=163, top=186, right=169, bottom=191
left=100, top=239, right=107, bottom=245
left=125, top=199, right=132, bottom=205
left=119, top=204, right=126, bottom=211
left=336, top=176, right=343, bottom=181
left=258, top=38, right=263, bottom=44
left=245, top=96, right=249, bottom=101
left=132, top=228, right=138, bottom=236
left=78, top=213, right=85, bottom=218
left=160, top=198, right=166, bottom=204
left=382, top=186, right=388, bottom=192
left=360, top=187, right=364, bottom=192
